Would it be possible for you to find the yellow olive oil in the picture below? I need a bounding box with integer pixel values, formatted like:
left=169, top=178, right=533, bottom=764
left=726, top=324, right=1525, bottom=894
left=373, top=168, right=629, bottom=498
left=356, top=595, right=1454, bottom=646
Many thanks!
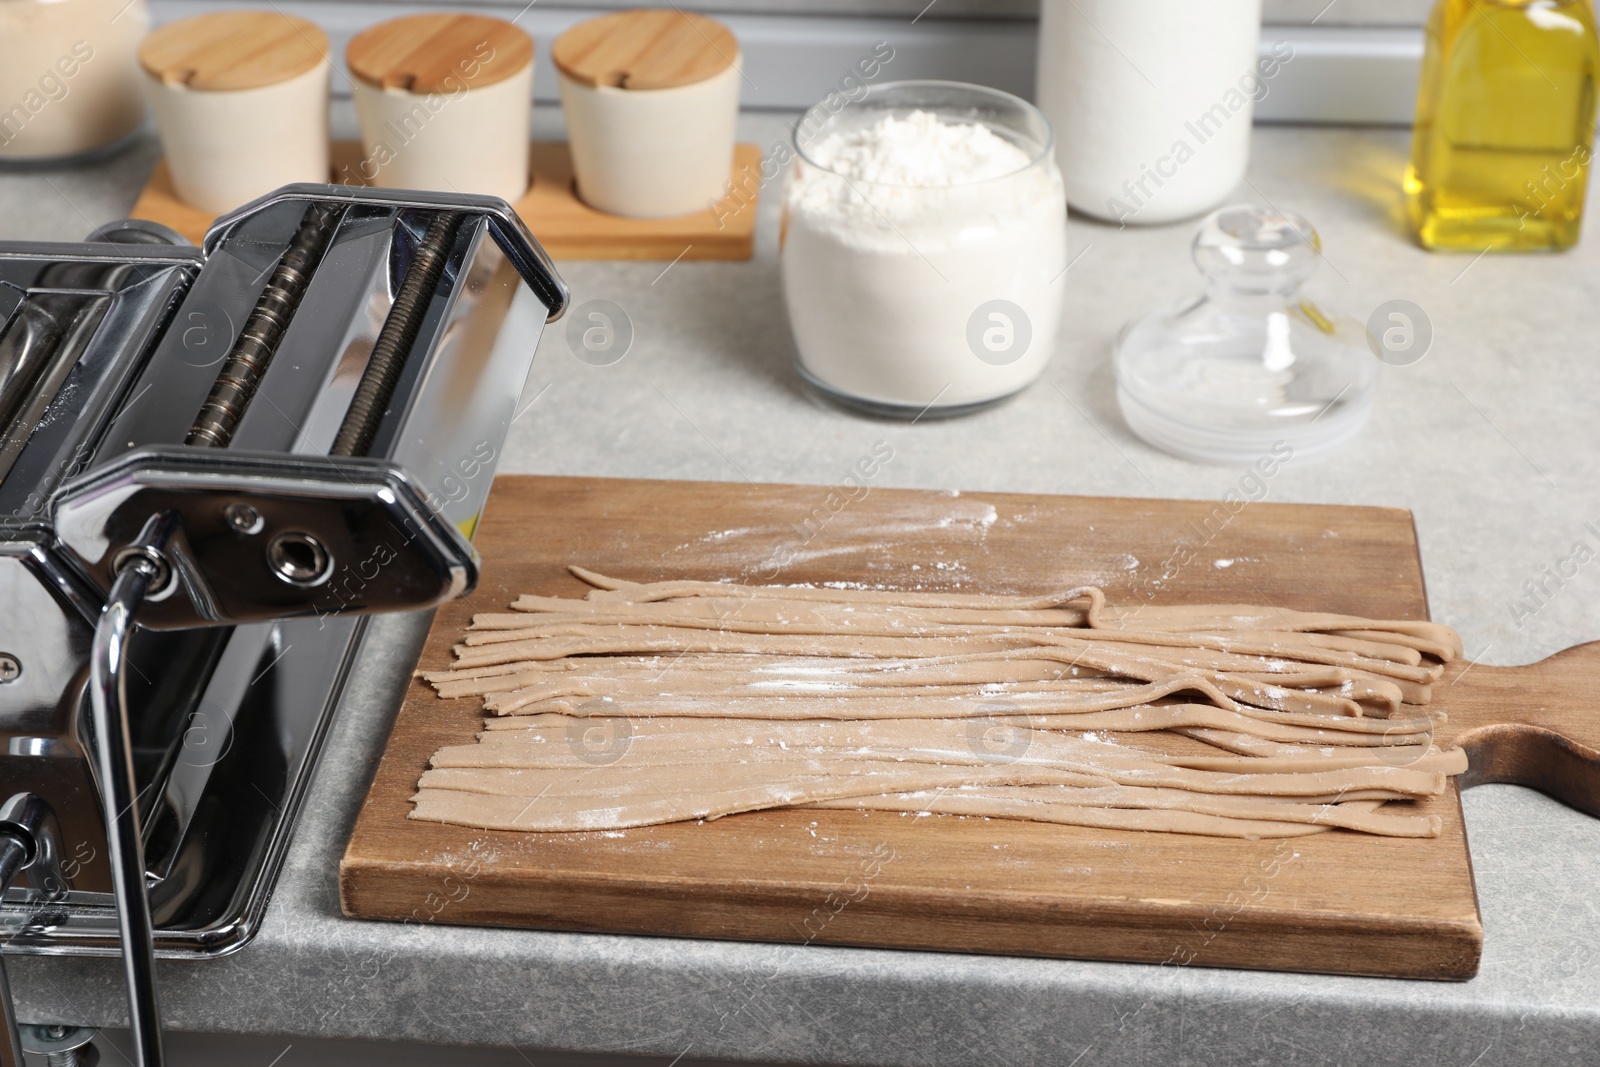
left=1405, top=0, right=1599, bottom=251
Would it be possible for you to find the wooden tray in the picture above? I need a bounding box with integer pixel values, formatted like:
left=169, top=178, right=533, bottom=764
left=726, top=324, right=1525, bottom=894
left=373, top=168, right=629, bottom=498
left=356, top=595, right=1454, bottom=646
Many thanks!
left=130, top=141, right=761, bottom=259
left=340, top=475, right=1600, bottom=980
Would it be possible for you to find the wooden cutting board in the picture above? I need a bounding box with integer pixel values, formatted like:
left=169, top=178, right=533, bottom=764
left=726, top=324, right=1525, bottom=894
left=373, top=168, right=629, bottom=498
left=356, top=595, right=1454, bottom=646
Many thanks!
left=340, top=475, right=1600, bottom=980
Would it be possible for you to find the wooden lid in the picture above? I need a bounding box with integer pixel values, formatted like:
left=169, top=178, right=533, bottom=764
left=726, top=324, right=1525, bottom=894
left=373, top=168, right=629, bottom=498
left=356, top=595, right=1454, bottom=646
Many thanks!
left=139, top=12, right=328, bottom=91
left=346, top=14, right=534, bottom=93
left=552, top=9, right=739, bottom=91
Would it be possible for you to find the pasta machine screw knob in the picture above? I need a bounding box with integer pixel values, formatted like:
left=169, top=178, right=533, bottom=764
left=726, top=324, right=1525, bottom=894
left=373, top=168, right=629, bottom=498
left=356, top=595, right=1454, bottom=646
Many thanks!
left=110, top=546, right=174, bottom=601
left=0, top=654, right=19, bottom=683
left=224, top=502, right=264, bottom=534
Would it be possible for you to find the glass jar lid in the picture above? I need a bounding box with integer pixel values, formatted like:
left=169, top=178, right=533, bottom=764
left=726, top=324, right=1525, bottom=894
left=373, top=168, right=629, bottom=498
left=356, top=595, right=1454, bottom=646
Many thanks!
left=1114, top=204, right=1378, bottom=465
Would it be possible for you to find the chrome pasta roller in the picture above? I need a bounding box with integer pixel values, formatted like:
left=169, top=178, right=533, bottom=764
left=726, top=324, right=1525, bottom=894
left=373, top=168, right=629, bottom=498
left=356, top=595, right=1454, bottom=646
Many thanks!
left=0, top=185, right=567, bottom=1067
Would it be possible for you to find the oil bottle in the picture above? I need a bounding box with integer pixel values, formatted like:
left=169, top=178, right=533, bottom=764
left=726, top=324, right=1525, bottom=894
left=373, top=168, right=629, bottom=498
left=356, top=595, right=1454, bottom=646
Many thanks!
left=1405, top=0, right=1599, bottom=252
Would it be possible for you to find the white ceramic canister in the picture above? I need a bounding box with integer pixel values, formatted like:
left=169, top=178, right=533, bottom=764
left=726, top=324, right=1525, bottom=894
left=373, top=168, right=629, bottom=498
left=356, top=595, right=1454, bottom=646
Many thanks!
left=347, top=14, right=533, bottom=203
left=781, top=81, right=1068, bottom=418
left=1036, top=0, right=1268, bottom=225
left=139, top=12, right=330, bottom=215
left=553, top=9, right=741, bottom=219
left=0, top=0, right=148, bottom=161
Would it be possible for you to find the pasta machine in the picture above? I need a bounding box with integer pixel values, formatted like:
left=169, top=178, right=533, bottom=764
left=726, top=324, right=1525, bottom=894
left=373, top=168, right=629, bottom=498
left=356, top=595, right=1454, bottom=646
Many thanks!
left=0, top=185, right=568, bottom=1066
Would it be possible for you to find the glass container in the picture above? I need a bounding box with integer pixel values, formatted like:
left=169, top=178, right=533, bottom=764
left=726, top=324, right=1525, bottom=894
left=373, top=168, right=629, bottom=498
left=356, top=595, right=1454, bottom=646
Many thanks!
left=781, top=80, right=1068, bottom=418
left=1405, top=0, right=1599, bottom=252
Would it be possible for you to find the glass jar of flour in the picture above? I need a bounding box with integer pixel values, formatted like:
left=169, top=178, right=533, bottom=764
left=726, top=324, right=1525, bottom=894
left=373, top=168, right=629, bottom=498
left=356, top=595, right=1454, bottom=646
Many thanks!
left=781, top=81, right=1068, bottom=418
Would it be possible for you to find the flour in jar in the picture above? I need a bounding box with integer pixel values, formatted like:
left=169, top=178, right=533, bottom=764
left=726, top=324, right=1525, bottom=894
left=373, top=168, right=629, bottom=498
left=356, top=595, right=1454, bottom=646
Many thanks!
left=782, top=106, right=1068, bottom=411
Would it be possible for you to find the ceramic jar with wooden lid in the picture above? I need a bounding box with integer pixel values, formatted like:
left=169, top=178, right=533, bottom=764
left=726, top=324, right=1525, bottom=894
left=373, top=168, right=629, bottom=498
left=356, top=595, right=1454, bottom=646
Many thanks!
left=139, top=12, right=330, bottom=214
left=553, top=9, right=742, bottom=218
left=0, top=0, right=149, bottom=161
left=346, top=14, right=534, bottom=203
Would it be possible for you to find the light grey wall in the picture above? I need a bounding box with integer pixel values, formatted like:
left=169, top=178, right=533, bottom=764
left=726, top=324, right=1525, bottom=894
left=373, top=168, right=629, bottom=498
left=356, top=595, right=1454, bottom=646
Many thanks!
left=284, top=0, right=1435, bottom=25
left=1264, top=0, right=1433, bottom=24
left=152, top=0, right=1429, bottom=123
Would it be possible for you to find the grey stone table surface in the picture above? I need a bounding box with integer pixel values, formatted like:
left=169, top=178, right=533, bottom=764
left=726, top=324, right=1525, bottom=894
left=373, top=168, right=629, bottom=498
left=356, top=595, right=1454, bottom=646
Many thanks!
left=6, top=114, right=1600, bottom=1066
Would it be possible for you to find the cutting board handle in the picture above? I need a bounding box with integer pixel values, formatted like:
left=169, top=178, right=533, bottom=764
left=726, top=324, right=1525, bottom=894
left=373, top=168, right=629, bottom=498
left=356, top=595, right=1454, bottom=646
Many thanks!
left=1442, top=641, right=1600, bottom=817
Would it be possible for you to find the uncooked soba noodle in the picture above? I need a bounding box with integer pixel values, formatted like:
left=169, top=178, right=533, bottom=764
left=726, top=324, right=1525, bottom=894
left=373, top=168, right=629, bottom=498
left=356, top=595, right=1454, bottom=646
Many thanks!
left=411, top=567, right=1466, bottom=838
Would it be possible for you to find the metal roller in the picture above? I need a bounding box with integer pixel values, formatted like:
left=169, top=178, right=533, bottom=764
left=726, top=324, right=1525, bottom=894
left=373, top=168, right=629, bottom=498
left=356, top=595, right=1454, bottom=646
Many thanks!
left=331, top=211, right=463, bottom=458
left=185, top=202, right=344, bottom=449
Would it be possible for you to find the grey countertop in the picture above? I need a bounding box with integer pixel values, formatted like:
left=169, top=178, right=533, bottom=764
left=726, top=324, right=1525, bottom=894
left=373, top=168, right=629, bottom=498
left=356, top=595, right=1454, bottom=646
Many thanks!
left=7, top=113, right=1600, bottom=1066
